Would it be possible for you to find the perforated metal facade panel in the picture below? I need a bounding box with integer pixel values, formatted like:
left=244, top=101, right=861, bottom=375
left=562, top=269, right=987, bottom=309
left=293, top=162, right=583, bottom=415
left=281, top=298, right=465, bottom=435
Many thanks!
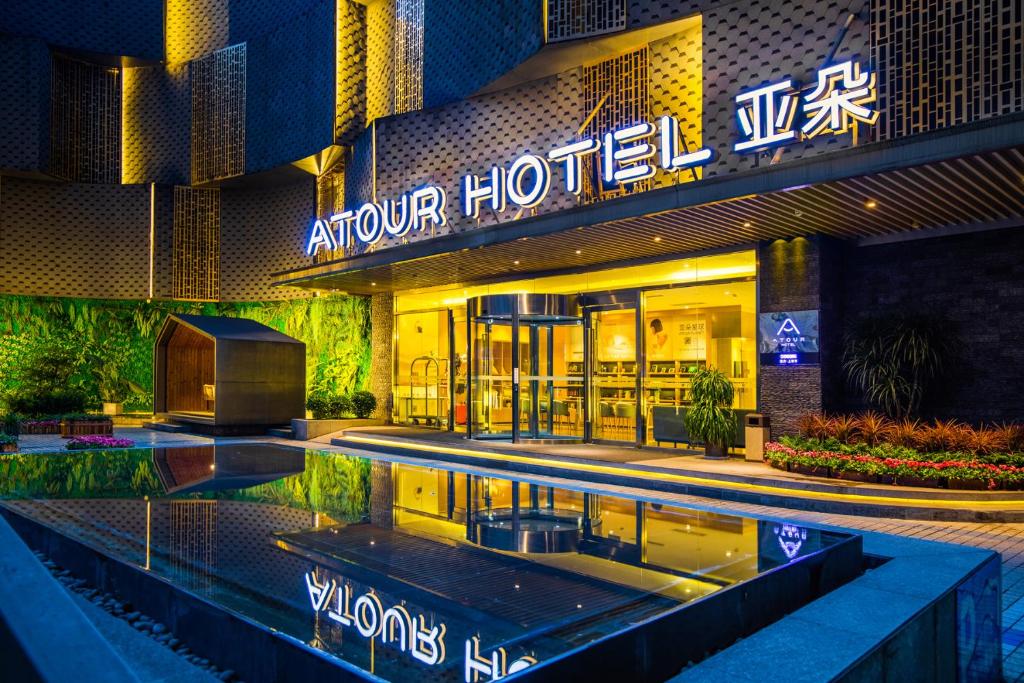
left=393, top=0, right=424, bottom=115
left=581, top=47, right=651, bottom=202
left=191, top=45, right=246, bottom=185
left=49, top=54, right=121, bottom=184
left=547, top=0, right=628, bottom=42
left=336, top=0, right=368, bottom=146
left=173, top=186, right=221, bottom=301
left=872, top=0, right=1024, bottom=140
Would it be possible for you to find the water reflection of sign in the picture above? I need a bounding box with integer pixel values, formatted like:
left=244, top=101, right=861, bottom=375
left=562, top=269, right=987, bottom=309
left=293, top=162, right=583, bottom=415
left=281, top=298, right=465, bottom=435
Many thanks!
left=756, top=520, right=822, bottom=571
left=758, top=310, right=819, bottom=365
left=304, top=571, right=536, bottom=682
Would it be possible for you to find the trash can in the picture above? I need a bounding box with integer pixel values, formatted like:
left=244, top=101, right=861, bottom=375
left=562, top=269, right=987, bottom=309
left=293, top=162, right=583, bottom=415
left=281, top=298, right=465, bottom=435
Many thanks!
left=744, top=413, right=770, bottom=462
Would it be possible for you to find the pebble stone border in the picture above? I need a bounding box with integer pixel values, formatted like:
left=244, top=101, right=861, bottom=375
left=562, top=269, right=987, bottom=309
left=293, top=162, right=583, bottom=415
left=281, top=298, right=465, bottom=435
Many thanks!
left=33, top=549, right=238, bottom=682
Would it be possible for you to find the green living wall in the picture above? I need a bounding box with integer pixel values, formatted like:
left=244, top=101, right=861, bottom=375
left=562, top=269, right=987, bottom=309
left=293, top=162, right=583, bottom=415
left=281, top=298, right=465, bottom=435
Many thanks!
left=0, top=294, right=371, bottom=413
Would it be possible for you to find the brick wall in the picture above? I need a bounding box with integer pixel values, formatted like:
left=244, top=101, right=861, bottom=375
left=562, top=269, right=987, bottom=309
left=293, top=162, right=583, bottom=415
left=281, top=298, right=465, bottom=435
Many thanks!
left=839, top=227, right=1024, bottom=424
left=0, top=36, right=49, bottom=175
left=0, top=177, right=151, bottom=299
left=369, top=292, right=394, bottom=420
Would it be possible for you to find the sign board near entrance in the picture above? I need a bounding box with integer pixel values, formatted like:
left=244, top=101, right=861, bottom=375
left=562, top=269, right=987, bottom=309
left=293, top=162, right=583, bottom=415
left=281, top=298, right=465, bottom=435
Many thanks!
left=758, top=310, right=819, bottom=365
left=305, top=60, right=879, bottom=257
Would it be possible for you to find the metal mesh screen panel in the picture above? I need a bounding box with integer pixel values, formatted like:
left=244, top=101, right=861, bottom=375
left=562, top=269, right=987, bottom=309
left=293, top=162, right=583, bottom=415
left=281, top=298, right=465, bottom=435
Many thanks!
left=872, top=0, right=1024, bottom=140
left=49, top=54, right=121, bottom=183
left=547, top=0, right=627, bottom=43
left=172, top=186, right=220, bottom=301
left=191, top=44, right=246, bottom=184
left=314, top=163, right=346, bottom=264
left=169, top=500, right=217, bottom=592
left=581, top=46, right=650, bottom=203
left=393, top=0, right=424, bottom=114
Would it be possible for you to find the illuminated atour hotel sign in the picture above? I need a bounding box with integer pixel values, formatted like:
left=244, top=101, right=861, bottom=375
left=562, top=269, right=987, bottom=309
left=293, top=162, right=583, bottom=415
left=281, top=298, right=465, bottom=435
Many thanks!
left=305, top=59, right=877, bottom=255
left=305, top=572, right=537, bottom=682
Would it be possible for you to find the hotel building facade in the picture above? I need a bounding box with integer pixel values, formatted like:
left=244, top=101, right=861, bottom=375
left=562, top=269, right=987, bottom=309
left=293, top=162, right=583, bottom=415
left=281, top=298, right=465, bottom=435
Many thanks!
left=1, top=0, right=1023, bottom=445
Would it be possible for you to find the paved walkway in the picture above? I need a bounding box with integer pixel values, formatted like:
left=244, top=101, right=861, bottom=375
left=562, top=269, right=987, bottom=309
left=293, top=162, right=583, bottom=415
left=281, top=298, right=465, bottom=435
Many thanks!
left=12, top=428, right=212, bottom=453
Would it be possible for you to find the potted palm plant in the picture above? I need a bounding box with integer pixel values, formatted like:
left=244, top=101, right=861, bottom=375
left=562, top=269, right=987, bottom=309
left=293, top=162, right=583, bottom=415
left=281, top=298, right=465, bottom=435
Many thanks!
left=685, top=367, right=736, bottom=459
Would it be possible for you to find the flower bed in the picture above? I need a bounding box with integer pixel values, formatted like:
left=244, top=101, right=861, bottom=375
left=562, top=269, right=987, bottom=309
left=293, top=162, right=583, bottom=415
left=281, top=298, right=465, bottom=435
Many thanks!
left=765, top=441, right=1024, bottom=490
left=65, top=435, right=136, bottom=451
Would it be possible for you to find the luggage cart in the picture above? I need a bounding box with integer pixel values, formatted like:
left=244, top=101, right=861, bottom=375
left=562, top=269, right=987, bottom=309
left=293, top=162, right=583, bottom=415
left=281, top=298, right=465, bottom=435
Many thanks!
left=406, top=356, right=445, bottom=426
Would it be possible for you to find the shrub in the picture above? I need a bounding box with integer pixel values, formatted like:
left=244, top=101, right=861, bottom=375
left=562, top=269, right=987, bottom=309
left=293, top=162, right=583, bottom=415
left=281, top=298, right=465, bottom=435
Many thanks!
left=889, top=419, right=921, bottom=449
left=993, top=423, right=1024, bottom=453
left=857, top=411, right=892, bottom=447
left=830, top=414, right=861, bottom=444
left=8, top=388, right=88, bottom=417
left=0, top=433, right=16, bottom=446
left=350, top=390, right=378, bottom=419
left=797, top=412, right=831, bottom=440
left=307, top=393, right=355, bottom=420
left=2, top=413, right=20, bottom=437
left=918, top=418, right=964, bottom=453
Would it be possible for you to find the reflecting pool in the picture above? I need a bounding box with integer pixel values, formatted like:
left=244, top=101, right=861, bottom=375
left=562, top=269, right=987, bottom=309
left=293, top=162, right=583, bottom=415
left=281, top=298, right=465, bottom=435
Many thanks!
left=0, top=443, right=854, bottom=681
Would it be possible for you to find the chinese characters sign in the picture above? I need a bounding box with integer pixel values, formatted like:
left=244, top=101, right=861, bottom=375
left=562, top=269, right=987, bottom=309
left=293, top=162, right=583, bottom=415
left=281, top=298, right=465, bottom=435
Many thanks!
left=306, top=59, right=878, bottom=256
left=735, top=60, right=878, bottom=153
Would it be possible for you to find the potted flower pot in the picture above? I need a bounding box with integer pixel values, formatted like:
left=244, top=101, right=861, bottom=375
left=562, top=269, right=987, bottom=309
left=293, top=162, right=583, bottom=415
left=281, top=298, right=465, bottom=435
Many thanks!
left=894, top=474, right=945, bottom=489
left=1, top=441, right=17, bottom=453
left=789, top=462, right=830, bottom=478
left=703, top=444, right=728, bottom=460
left=102, top=402, right=124, bottom=416
left=836, top=469, right=877, bottom=484
left=947, top=478, right=990, bottom=491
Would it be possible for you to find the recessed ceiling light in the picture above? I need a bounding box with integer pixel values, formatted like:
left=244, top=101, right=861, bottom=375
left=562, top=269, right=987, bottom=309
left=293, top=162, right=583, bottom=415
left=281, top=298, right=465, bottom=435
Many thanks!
left=513, top=260, right=520, bottom=265
left=575, top=249, right=581, bottom=255
left=865, top=199, right=878, bottom=209
left=370, top=282, right=376, bottom=286
left=653, top=236, right=662, bottom=242
left=743, top=221, right=752, bottom=228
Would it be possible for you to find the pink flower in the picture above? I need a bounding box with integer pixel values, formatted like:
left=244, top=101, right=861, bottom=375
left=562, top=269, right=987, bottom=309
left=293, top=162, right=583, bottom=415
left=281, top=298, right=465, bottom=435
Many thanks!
left=65, top=435, right=136, bottom=450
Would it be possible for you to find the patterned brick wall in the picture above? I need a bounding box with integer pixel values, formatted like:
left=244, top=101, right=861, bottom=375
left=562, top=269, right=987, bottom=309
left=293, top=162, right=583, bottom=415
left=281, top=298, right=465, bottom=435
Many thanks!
left=0, top=36, right=49, bottom=174
left=245, top=0, right=336, bottom=175
left=423, top=0, right=543, bottom=109
left=219, top=177, right=316, bottom=301
left=702, top=0, right=871, bottom=178
left=366, top=0, right=397, bottom=122
left=0, top=177, right=151, bottom=299
left=0, top=0, right=164, bottom=60
left=123, top=63, right=191, bottom=186
left=336, top=0, right=368, bottom=146
left=369, top=292, right=394, bottom=420
left=840, top=227, right=1024, bottom=424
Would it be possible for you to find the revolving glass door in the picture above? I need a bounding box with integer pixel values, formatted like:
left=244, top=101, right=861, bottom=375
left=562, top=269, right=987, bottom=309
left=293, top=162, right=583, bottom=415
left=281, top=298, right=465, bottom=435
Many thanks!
left=469, top=294, right=584, bottom=442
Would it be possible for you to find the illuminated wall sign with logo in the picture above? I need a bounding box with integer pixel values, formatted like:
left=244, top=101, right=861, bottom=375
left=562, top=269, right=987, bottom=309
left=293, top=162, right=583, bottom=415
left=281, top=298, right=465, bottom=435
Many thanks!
left=757, top=521, right=823, bottom=571
left=305, top=571, right=537, bottom=682
left=758, top=310, right=820, bottom=365
left=305, top=60, right=877, bottom=256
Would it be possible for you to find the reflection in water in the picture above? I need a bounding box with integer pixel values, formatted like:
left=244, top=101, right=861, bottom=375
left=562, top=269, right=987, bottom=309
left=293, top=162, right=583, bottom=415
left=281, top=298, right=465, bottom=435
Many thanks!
left=0, top=444, right=848, bottom=682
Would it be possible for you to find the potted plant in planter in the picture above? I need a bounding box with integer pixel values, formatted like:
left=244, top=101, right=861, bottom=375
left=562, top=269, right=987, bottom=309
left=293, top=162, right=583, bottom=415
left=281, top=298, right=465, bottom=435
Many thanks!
left=0, top=433, right=17, bottom=453
left=684, top=367, right=735, bottom=459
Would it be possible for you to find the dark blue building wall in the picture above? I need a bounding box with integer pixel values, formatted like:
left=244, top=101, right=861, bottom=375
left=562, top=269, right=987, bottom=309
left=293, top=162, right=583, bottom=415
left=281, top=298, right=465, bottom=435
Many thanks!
left=227, top=0, right=327, bottom=48
left=423, top=0, right=543, bottom=109
left=0, top=0, right=164, bottom=60
left=0, top=36, right=49, bottom=174
left=245, top=0, right=336, bottom=174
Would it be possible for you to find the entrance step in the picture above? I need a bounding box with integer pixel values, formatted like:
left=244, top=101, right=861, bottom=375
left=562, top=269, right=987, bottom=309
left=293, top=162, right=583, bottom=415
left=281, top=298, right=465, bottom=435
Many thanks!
left=142, top=421, right=191, bottom=434
left=266, top=427, right=294, bottom=439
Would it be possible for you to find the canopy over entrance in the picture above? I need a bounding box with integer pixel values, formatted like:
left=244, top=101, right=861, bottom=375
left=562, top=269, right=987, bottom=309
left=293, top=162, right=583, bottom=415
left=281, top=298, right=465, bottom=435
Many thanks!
left=154, top=314, right=305, bottom=430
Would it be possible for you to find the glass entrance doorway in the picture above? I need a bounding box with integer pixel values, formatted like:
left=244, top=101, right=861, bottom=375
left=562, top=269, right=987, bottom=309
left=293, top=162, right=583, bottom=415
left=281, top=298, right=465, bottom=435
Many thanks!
left=590, top=305, right=639, bottom=443
left=469, top=295, right=584, bottom=442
